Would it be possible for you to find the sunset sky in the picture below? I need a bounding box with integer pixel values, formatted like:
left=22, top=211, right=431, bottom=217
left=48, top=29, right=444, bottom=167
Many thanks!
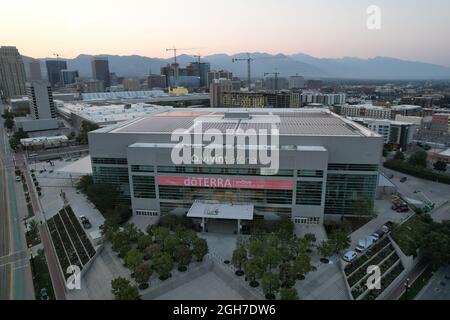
left=2, top=0, right=450, bottom=66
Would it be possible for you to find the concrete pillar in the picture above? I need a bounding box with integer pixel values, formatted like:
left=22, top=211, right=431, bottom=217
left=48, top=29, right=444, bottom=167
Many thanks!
left=202, top=217, right=205, bottom=233
left=237, top=219, right=241, bottom=234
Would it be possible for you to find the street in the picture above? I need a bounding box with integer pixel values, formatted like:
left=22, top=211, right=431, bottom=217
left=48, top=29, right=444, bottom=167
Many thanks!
left=0, top=101, right=34, bottom=300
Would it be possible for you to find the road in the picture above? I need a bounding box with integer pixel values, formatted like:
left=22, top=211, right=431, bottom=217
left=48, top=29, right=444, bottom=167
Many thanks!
left=14, top=151, right=67, bottom=300
left=0, top=101, right=34, bottom=300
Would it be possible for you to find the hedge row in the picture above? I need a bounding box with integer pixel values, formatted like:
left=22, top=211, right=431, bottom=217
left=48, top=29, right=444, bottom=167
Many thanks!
left=383, top=160, right=450, bottom=185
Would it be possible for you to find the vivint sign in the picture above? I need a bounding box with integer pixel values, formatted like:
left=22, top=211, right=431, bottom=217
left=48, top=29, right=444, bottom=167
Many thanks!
left=158, top=176, right=293, bottom=190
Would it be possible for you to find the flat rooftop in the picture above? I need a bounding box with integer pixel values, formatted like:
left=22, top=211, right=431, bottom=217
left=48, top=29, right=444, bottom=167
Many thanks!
left=102, top=108, right=376, bottom=137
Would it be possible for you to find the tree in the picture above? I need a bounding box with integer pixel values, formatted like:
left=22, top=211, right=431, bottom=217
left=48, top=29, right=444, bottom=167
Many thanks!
left=263, top=245, right=282, bottom=272
left=153, top=226, right=170, bottom=244
left=4, top=118, right=14, bottom=129
left=125, top=248, right=144, bottom=270
left=409, top=151, right=428, bottom=168
left=328, top=229, right=351, bottom=254
left=163, top=234, right=180, bottom=258
left=278, top=262, right=296, bottom=288
left=192, top=238, right=208, bottom=262
left=152, top=253, right=174, bottom=280
left=393, top=151, right=405, bottom=161
left=292, top=252, right=311, bottom=278
left=317, top=241, right=334, bottom=258
left=133, top=263, right=152, bottom=289
left=122, top=223, right=140, bottom=243
left=280, top=287, right=299, bottom=300
left=9, top=137, right=19, bottom=150
left=420, top=231, right=450, bottom=267
left=137, top=234, right=152, bottom=251
left=100, top=219, right=119, bottom=243
left=244, top=257, right=265, bottom=287
left=111, top=277, right=140, bottom=300
left=174, top=244, right=192, bottom=270
left=261, top=272, right=280, bottom=300
left=77, top=120, right=100, bottom=145
left=433, top=161, right=447, bottom=172
left=232, top=245, right=248, bottom=272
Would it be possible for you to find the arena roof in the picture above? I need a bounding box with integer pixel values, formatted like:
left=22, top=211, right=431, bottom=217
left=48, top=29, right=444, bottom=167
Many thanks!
left=103, top=108, right=377, bottom=137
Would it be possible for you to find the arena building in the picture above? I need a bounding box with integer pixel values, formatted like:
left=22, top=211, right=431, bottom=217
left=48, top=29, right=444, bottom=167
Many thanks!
left=88, top=108, right=383, bottom=231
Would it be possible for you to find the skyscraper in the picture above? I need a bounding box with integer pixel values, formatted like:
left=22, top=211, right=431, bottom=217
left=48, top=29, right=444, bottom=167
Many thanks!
left=26, top=80, right=56, bottom=120
left=91, top=56, right=110, bottom=88
left=29, top=59, right=42, bottom=81
left=0, top=46, right=27, bottom=99
left=46, top=60, right=67, bottom=87
left=190, top=62, right=211, bottom=87
left=60, top=69, right=79, bottom=85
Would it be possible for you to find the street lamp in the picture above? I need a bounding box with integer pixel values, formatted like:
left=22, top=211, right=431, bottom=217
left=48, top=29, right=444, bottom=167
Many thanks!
left=404, top=278, right=411, bottom=300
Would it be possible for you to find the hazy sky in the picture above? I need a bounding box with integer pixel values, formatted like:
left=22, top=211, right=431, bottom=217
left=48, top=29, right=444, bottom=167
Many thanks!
left=2, top=0, right=450, bottom=66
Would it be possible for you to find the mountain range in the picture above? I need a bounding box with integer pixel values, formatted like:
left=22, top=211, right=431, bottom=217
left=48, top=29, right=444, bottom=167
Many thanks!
left=22, top=52, right=450, bottom=80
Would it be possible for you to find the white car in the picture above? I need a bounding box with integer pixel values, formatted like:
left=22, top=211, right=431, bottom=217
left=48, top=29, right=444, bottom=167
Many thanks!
left=343, top=251, right=358, bottom=263
left=15, top=176, right=21, bottom=182
left=356, top=237, right=374, bottom=253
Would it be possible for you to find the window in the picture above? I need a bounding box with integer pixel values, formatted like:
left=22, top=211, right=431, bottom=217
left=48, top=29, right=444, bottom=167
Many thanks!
left=135, top=210, right=158, bottom=217
left=296, top=181, right=323, bottom=205
left=92, top=157, right=127, bottom=165
left=157, top=165, right=293, bottom=177
left=132, top=176, right=156, bottom=199
left=294, top=217, right=320, bottom=225
left=327, top=164, right=378, bottom=172
left=131, top=165, right=154, bottom=173
left=297, top=170, right=324, bottom=178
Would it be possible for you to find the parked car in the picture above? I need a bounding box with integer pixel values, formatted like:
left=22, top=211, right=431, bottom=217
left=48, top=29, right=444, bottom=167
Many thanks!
left=400, top=177, right=407, bottom=183
left=356, top=237, right=374, bottom=253
left=372, top=229, right=386, bottom=241
left=15, top=176, right=21, bottom=182
left=79, top=216, right=92, bottom=229
left=343, top=250, right=358, bottom=263
left=40, top=288, right=49, bottom=300
left=396, top=206, right=410, bottom=213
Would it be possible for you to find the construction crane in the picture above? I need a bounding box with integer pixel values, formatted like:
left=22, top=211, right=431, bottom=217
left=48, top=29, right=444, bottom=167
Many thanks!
left=53, top=53, right=61, bottom=60
left=165, top=46, right=198, bottom=87
left=232, top=53, right=254, bottom=91
left=264, top=71, right=281, bottom=91
left=193, top=54, right=202, bottom=64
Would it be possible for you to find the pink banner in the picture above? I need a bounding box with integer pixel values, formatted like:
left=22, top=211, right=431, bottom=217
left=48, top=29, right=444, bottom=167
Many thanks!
left=158, top=176, right=293, bottom=190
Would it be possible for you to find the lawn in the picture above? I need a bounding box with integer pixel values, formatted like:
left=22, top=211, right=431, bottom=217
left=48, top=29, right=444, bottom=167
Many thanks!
left=391, top=215, right=430, bottom=257
left=31, top=250, right=55, bottom=300
left=399, top=265, right=436, bottom=300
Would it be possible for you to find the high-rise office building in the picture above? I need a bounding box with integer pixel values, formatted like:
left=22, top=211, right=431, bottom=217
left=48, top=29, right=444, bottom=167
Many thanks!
left=46, top=60, right=67, bottom=87
left=0, top=46, right=27, bottom=99
left=289, top=75, right=305, bottom=89
left=207, top=70, right=233, bottom=88
left=60, top=69, right=79, bottom=86
left=26, top=80, right=56, bottom=120
left=190, top=62, right=211, bottom=87
left=209, top=78, right=232, bottom=107
left=147, top=74, right=167, bottom=89
left=29, top=59, right=42, bottom=81
left=91, top=56, right=111, bottom=88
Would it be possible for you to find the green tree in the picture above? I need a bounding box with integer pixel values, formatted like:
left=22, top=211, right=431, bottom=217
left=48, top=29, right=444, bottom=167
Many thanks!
left=153, top=226, right=170, bottom=244
left=292, top=252, right=311, bottom=277
left=232, top=245, right=248, bottom=272
left=263, top=245, right=282, bottom=272
left=394, top=151, right=405, bottom=161
left=433, top=161, right=447, bottom=172
left=122, top=223, right=140, bottom=243
left=174, top=244, right=192, bottom=269
left=137, top=234, right=152, bottom=251
left=420, top=231, right=450, bottom=267
left=133, top=263, right=152, bottom=289
left=409, top=151, right=428, bottom=168
left=163, top=233, right=180, bottom=258
left=280, top=287, right=299, bottom=300
left=279, top=262, right=296, bottom=288
left=192, top=238, right=208, bottom=262
left=125, top=248, right=144, bottom=270
left=9, top=137, right=19, bottom=150
left=261, top=272, right=280, bottom=300
left=329, top=229, right=351, bottom=254
left=100, top=219, right=119, bottom=243
left=77, top=120, right=100, bottom=145
left=244, top=257, right=265, bottom=287
left=111, top=277, right=140, bottom=300
left=317, top=241, right=334, bottom=258
left=4, top=118, right=14, bottom=129
left=152, top=253, right=174, bottom=280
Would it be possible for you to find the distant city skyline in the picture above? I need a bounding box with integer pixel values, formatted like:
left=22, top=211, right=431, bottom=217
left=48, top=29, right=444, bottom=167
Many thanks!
left=2, top=0, right=450, bottom=66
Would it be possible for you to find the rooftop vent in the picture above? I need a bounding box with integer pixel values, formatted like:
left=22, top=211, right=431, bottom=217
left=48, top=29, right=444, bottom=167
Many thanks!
left=224, top=111, right=250, bottom=119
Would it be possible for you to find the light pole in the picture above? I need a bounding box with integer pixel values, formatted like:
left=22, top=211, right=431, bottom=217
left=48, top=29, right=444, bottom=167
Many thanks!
left=404, top=278, right=411, bottom=300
